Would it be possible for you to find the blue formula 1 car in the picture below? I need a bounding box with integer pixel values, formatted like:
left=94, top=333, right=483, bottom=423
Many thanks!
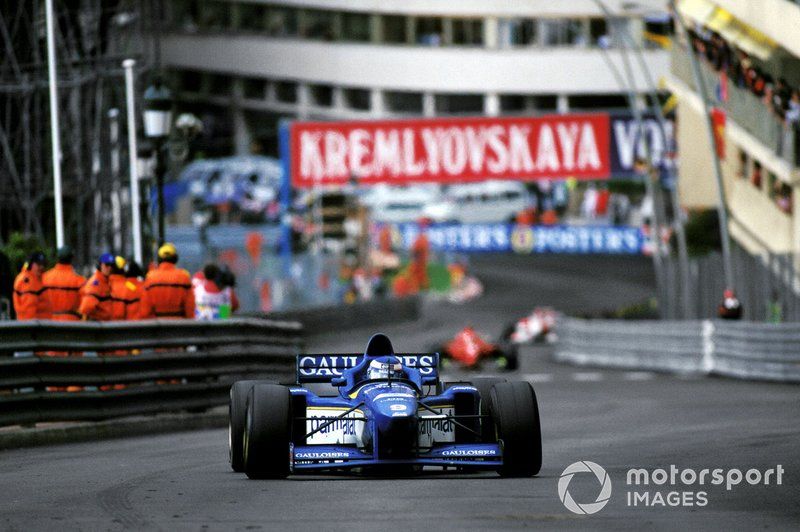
left=228, top=333, right=542, bottom=479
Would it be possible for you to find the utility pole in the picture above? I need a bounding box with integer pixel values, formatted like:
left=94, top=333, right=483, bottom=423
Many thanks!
left=598, top=0, right=693, bottom=318
left=671, top=1, right=734, bottom=291
left=124, top=59, right=144, bottom=264
left=45, top=0, right=64, bottom=247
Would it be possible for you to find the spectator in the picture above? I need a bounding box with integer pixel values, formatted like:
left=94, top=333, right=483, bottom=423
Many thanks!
left=193, top=263, right=239, bottom=320
left=122, top=260, right=145, bottom=320
left=139, top=243, right=195, bottom=319
left=109, top=256, right=128, bottom=321
left=717, top=289, right=742, bottom=320
left=79, top=253, right=114, bottom=321
left=42, top=245, right=85, bottom=322
left=13, top=251, right=51, bottom=320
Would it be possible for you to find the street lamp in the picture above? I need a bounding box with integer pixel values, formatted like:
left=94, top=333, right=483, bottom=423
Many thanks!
left=143, top=80, right=173, bottom=246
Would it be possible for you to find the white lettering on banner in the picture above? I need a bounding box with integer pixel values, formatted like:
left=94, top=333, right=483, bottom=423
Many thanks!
left=557, top=123, right=580, bottom=171
left=300, top=131, right=324, bottom=180
left=324, top=131, right=348, bottom=178
left=578, top=123, right=602, bottom=169
left=295, top=116, right=608, bottom=185
left=536, top=124, right=559, bottom=172
left=374, top=129, right=401, bottom=176
left=402, top=128, right=424, bottom=176
left=350, top=129, right=371, bottom=175
left=509, top=126, right=535, bottom=172
left=613, top=118, right=674, bottom=171
left=486, top=125, right=509, bottom=173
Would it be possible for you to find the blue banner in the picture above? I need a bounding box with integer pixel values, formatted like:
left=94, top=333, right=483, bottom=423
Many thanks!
left=387, top=223, right=646, bottom=255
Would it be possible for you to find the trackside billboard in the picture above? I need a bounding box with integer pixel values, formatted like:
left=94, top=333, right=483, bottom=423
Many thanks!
left=289, top=114, right=612, bottom=187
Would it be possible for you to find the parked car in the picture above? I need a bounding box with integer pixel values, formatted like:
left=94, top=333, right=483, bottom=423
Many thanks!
left=423, top=181, right=530, bottom=224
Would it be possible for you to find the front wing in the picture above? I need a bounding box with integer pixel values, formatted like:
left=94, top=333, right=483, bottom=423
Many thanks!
left=290, top=443, right=502, bottom=472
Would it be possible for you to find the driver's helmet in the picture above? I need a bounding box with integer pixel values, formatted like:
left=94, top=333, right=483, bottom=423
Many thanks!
left=367, top=359, right=402, bottom=380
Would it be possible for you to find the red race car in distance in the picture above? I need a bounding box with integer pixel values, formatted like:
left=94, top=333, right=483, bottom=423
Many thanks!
left=432, top=326, right=518, bottom=371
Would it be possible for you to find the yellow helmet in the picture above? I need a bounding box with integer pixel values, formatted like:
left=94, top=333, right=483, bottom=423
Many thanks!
left=157, top=242, right=178, bottom=260
left=114, top=255, right=127, bottom=270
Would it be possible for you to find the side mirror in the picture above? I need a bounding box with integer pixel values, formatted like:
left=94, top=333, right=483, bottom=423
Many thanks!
left=331, top=376, right=346, bottom=387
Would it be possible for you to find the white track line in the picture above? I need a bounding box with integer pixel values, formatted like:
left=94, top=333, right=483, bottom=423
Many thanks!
left=572, top=372, right=604, bottom=382
left=623, top=371, right=656, bottom=381
left=523, top=373, right=554, bottom=383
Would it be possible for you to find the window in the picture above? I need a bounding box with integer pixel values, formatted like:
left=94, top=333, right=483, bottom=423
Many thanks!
left=499, top=19, right=537, bottom=47
left=452, top=19, right=483, bottom=46
left=275, top=81, right=297, bottom=103
left=589, top=18, right=607, bottom=46
left=737, top=149, right=749, bottom=178
left=179, top=70, right=204, bottom=93
left=242, top=78, right=267, bottom=100
left=416, top=18, right=443, bottom=46
left=238, top=4, right=266, bottom=32
left=310, top=84, right=334, bottom=107
left=534, top=95, right=558, bottom=111
left=385, top=91, right=424, bottom=113
left=541, top=19, right=585, bottom=46
left=435, top=93, right=483, bottom=114
left=266, top=7, right=298, bottom=37
left=343, top=88, right=370, bottom=110
left=382, top=15, right=407, bottom=44
left=198, top=1, right=230, bottom=31
left=208, top=73, right=231, bottom=96
left=342, top=12, right=370, bottom=42
left=568, top=94, right=628, bottom=110
left=302, top=9, right=336, bottom=40
left=500, top=94, right=528, bottom=113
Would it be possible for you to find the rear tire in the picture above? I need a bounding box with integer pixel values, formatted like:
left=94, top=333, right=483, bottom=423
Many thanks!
left=469, top=377, right=507, bottom=442
left=229, top=379, right=271, bottom=472
left=244, top=384, right=291, bottom=479
left=490, top=381, right=542, bottom=477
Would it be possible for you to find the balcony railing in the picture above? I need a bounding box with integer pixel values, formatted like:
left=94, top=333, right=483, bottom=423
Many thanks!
left=671, top=45, right=799, bottom=168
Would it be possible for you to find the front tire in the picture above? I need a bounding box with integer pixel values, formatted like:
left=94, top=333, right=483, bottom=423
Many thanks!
left=469, top=377, right=507, bottom=442
left=490, top=381, right=542, bottom=477
left=243, top=384, right=291, bottom=479
left=229, top=379, right=272, bottom=472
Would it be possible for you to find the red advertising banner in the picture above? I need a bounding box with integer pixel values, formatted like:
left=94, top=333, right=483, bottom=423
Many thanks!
left=290, top=114, right=611, bottom=188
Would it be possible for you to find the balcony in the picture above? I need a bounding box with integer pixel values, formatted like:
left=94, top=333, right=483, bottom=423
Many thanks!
left=670, top=44, right=799, bottom=168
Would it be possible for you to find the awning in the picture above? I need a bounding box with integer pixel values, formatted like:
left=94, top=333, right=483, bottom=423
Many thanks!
left=734, top=25, right=778, bottom=61
left=677, top=0, right=716, bottom=25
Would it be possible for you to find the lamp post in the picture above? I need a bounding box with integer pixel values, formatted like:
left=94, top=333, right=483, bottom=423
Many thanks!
left=142, top=80, right=173, bottom=246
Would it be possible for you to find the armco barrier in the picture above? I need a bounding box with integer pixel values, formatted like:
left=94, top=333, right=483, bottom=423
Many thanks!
left=0, top=318, right=303, bottom=427
left=554, top=318, right=800, bottom=383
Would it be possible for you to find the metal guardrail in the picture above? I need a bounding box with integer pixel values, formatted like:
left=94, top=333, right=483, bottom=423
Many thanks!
left=555, top=317, right=800, bottom=382
left=671, top=45, right=799, bottom=167
left=0, top=319, right=304, bottom=427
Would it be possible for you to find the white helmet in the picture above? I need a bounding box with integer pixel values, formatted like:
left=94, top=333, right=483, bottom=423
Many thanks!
left=367, top=359, right=401, bottom=380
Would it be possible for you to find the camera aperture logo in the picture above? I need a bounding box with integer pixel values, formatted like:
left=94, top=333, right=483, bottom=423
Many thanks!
left=558, top=461, right=785, bottom=514
left=558, top=461, right=612, bottom=515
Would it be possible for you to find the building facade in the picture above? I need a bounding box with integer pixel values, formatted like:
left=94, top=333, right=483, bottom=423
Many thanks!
left=160, top=0, right=671, bottom=156
left=668, top=0, right=800, bottom=256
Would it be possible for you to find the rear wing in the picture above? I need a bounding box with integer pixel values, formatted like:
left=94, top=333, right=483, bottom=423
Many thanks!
left=296, top=353, right=440, bottom=384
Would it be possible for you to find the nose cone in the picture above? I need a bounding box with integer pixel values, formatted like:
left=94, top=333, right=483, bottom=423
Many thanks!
left=363, top=384, right=418, bottom=458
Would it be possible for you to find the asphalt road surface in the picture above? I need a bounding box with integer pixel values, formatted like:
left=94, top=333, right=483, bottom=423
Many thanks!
left=1, top=255, right=798, bottom=530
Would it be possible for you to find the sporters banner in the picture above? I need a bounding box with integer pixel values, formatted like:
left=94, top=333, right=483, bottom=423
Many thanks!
left=381, top=223, right=646, bottom=255
left=289, top=114, right=611, bottom=187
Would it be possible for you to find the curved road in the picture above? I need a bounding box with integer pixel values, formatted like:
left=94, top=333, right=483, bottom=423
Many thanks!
left=1, top=255, right=798, bottom=530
